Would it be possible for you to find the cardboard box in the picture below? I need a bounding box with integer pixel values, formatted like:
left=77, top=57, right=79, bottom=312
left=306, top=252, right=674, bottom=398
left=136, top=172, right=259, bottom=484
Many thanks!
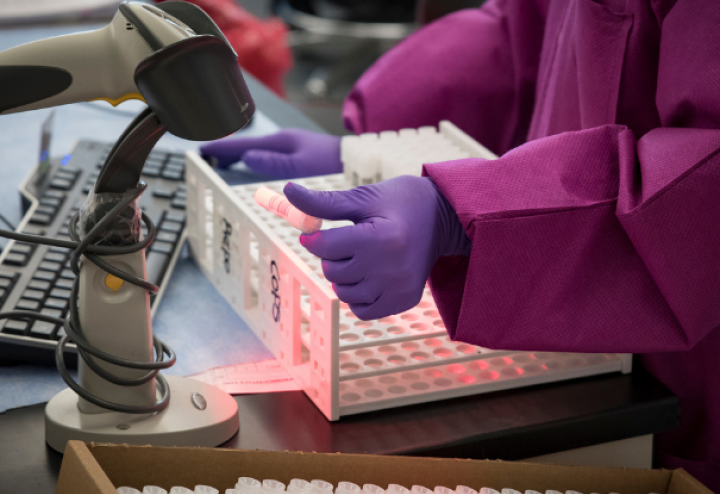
left=55, top=441, right=712, bottom=494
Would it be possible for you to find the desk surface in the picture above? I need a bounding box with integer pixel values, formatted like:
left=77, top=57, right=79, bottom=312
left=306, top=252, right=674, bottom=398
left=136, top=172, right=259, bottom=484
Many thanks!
left=1, top=367, right=678, bottom=493
left=0, top=22, right=679, bottom=494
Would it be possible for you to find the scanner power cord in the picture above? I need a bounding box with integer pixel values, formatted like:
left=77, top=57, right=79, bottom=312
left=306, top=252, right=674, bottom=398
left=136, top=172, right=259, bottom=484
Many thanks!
left=0, top=182, right=176, bottom=414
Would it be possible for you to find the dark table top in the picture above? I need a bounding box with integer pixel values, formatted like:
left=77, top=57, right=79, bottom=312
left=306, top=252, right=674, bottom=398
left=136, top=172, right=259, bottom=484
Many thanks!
left=0, top=23, right=679, bottom=494
left=1, top=366, right=678, bottom=493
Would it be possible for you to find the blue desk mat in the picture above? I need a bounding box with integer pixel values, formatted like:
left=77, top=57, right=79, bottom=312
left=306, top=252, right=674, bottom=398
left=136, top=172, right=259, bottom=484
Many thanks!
left=0, top=24, right=283, bottom=413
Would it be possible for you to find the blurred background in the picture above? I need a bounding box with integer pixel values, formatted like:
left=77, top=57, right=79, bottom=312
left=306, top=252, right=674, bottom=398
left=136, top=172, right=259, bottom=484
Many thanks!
left=0, top=0, right=485, bottom=135
left=246, top=0, right=485, bottom=135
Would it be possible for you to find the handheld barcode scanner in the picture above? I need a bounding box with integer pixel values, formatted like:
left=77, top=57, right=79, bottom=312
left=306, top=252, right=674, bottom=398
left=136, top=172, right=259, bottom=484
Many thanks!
left=0, top=1, right=254, bottom=451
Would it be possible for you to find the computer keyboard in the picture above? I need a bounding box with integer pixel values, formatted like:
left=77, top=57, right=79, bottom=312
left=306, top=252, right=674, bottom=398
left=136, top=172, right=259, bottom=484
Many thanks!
left=0, top=139, right=187, bottom=365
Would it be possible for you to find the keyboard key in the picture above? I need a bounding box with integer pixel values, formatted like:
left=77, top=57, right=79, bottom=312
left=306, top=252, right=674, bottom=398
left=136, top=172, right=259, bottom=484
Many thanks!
left=0, top=278, right=11, bottom=289
left=146, top=252, right=170, bottom=287
left=151, top=242, right=173, bottom=255
left=29, top=212, right=51, bottom=225
left=10, top=243, right=33, bottom=255
left=156, top=231, right=178, bottom=244
left=38, top=261, right=62, bottom=272
left=142, top=166, right=161, bottom=178
left=21, top=225, right=45, bottom=235
left=58, top=166, right=80, bottom=175
left=3, top=319, right=28, bottom=335
left=33, top=270, right=55, bottom=281
left=162, top=170, right=183, bottom=181
left=44, top=252, right=66, bottom=264
left=175, top=191, right=187, bottom=200
left=0, top=288, right=6, bottom=300
left=30, top=320, right=56, bottom=339
left=164, top=212, right=185, bottom=223
left=55, top=278, right=73, bottom=290
left=45, top=298, right=68, bottom=311
left=41, top=308, right=63, bottom=319
left=56, top=326, right=67, bottom=339
left=28, top=280, right=51, bottom=292
left=170, top=199, right=186, bottom=210
left=49, top=246, right=70, bottom=254
left=22, top=289, right=45, bottom=301
left=49, top=178, right=72, bottom=190
left=16, top=299, right=39, bottom=311
left=3, top=252, right=27, bottom=266
left=147, top=154, right=165, bottom=164
left=165, top=164, right=184, bottom=174
left=50, top=288, right=72, bottom=300
left=40, top=197, right=62, bottom=208
left=36, top=205, right=57, bottom=216
left=56, top=170, right=77, bottom=181
left=177, top=184, right=186, bottom=192
left=59, top=269, right=75, bottom=280
left=152, top=189, right=174, bottom=199
left=160, top=221, right=182, bottom=234
left=43, top=190, right=65, bottom=199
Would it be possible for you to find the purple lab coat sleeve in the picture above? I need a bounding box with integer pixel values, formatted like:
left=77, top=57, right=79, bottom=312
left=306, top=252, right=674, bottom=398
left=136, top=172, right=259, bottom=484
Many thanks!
left=425, top=124, right=720, bottom=353
left=342, top=0, right=547, bottom=155
left=424, top=0, right=720, bottom=354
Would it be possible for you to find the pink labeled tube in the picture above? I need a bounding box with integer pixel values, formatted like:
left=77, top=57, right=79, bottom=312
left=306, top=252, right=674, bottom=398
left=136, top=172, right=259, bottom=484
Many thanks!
left=254, top=186, right=322, bottom=234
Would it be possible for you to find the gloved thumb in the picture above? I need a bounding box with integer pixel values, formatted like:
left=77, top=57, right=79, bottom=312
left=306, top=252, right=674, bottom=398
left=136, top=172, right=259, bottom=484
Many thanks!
left=284, top=182, right=364, bottom=222
left=243, top=150, right=303, bottom=179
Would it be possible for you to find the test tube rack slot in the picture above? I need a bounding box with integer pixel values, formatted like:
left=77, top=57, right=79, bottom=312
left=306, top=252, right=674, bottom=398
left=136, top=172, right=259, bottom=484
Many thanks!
left=185, top=121, right=632, bottom=421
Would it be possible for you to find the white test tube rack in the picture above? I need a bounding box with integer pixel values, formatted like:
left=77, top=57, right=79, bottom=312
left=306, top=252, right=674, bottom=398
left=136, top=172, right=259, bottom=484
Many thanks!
left=185, top=121, right=632, bottom=421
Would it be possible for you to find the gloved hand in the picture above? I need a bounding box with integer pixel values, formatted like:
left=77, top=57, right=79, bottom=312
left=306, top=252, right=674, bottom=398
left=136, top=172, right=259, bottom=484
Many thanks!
left=200, top=129, right=342, bottom=179
left=284, top=176, right=471, bottom=320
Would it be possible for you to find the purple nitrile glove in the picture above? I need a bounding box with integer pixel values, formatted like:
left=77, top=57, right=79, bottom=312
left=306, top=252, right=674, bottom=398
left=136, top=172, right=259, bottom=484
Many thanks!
left=284, top=176, right=471, bottom=320
left=199, top=129, right=342, bottom=179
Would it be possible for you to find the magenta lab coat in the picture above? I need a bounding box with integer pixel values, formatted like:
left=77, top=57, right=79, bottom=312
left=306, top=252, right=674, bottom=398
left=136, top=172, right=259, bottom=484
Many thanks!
left=343, top=0, right=720, bottom=488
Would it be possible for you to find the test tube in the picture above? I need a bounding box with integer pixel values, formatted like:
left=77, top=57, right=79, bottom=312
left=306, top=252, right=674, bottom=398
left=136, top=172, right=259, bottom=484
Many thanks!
left=254, top=186, right=322, bottom=234
left=262, top=480, right=286, bottom=494
left=118, top=488, right=142, bottom=494
left=196, top=486, right=219, bottom=494
left=456, top=486, right=477, bottom=494
left=336, top=482, right=361, bottom=494
left=236, top=478, right=262, bottom=493
left=312, top=480, right=334, bottom=494
left=362, top=484, right=385, bottom=494
left=144, top=487, right=168, bottom=494
left=387, top=485, right=409, bottom=494
left=170, top=488, right=194, bottom=494
left=411, top=486, right=432, bottom=494
left=289, top=480, right=313, bottom=492
left=435, top=487, right=455, bottom=494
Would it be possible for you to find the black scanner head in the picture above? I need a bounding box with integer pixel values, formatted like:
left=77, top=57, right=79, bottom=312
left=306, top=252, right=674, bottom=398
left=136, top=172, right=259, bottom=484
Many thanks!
left=134, top=34, right=255, bottom=141
left=133, top=1, right=255, bottom=141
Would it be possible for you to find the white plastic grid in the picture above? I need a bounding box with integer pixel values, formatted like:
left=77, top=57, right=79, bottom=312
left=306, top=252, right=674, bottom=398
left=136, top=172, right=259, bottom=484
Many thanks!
left=185, top=122, right=632, bottom=421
